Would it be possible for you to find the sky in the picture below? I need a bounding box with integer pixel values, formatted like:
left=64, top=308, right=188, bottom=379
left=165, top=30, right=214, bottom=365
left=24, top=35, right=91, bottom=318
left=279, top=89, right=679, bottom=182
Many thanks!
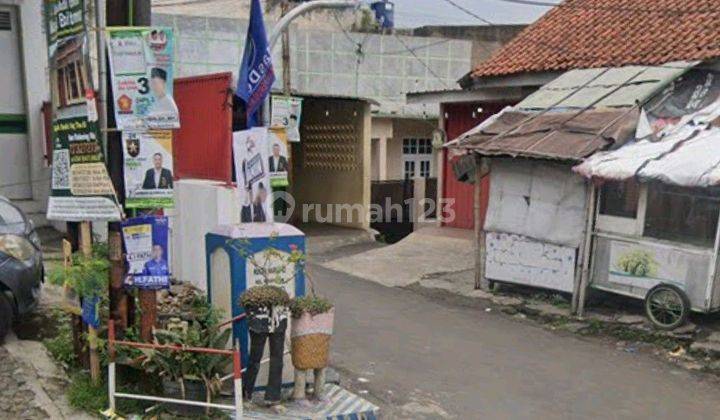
left=389, top=0, right=561, bottom=28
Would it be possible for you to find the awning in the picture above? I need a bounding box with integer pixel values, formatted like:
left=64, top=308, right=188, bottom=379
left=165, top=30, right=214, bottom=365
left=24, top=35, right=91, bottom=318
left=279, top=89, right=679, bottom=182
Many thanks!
left=450, top=108, right=639, bottom=161
left=574, top=103, right=720, bottom=187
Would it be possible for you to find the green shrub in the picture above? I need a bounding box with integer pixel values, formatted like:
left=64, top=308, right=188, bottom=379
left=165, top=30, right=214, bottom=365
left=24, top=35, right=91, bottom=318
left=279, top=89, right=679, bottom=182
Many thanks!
left=239, top=285, right=290, bottom=311
left=44, top=311, right=76, bottom=368
left=290, top=295, right=333, bottom=318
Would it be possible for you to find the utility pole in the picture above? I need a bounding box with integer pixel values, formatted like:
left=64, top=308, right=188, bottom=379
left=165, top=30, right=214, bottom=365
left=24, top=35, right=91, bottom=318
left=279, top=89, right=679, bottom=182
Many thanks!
left=105, top=0, right=153, bottom=339
left=281, top=1, right=292, bottom=95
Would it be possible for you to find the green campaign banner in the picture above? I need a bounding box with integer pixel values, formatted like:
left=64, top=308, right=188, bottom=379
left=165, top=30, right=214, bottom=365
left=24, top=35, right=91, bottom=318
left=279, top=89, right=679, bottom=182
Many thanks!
left=45, top=0, right=85, bottom=54
left=47, top=117, right=121, bottom=221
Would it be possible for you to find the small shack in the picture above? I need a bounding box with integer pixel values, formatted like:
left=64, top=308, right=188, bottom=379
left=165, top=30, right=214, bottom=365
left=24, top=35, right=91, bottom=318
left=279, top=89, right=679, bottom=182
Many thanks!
left=450, top=63, right=699, bottom=311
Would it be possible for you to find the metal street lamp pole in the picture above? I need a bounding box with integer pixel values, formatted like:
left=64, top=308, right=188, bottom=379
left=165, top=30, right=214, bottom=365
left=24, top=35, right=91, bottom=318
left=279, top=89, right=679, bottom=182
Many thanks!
left=261, top=0, right=359, bottom=126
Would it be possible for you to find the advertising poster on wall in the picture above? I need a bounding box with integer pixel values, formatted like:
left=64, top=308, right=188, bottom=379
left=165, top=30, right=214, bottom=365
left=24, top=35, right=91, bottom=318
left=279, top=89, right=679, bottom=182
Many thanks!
left=107, top=27, right=179, bottom=130
left=122, top=216, right=171, bottom=290
left=47, top=117, right=122, bottom=221
left=270, top=95, right=302, bottom=142
left=233, top=128, right=272, bottom=223
left=268, top=128, right=289, bottom=188
left=45, top=0, right=85, bottom=56
left=608, top=241, right=693, bottom=290
left=122, top=131, right=174, bottom=208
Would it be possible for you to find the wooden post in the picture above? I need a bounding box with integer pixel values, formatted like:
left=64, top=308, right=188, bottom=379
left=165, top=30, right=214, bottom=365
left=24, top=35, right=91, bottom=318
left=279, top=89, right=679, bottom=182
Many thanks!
left=139, top=289, right=157, bottom=341
left=576, top=184, right=597, bottom=316
left=474, top=154, right=490, bottom=291
left=79, top=222, right=101, bottom=385
left=108, top=231, right=127, bottom=332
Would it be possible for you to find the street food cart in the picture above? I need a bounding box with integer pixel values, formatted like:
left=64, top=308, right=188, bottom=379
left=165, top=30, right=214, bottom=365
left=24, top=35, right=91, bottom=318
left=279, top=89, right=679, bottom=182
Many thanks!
left=574, top=103, right=720, bottom=329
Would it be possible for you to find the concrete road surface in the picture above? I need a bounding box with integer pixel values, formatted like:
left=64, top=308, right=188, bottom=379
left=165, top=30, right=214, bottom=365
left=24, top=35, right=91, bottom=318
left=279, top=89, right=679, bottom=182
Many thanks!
left=311, top=262, right=720, bottom=419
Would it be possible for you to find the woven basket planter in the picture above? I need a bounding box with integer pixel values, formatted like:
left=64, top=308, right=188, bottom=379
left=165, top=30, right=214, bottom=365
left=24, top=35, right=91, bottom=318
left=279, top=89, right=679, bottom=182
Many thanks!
left=291, top=309, right=334, bottom=370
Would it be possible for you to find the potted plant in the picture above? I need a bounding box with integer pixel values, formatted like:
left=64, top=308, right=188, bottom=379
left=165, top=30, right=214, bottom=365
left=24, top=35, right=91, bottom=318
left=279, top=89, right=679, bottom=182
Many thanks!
left=138, top=302, right=232, bottom=415
left=289, top=294, right=334, bottom=400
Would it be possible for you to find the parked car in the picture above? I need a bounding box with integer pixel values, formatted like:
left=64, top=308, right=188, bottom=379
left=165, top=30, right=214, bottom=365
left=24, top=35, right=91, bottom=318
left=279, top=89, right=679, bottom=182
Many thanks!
left=0, top=196, right=43, bottom=342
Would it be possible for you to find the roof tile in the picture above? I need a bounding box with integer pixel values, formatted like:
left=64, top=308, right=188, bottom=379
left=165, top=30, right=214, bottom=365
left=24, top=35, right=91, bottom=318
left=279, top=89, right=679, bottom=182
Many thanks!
left=469, top=0, right=720, bottom=79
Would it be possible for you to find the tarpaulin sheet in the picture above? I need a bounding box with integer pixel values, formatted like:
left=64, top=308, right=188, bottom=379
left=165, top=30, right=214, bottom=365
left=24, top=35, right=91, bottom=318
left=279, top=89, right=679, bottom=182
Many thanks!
left=485, top=159, right=588, bottom=248
left=574, top=102, right=720, bottom=187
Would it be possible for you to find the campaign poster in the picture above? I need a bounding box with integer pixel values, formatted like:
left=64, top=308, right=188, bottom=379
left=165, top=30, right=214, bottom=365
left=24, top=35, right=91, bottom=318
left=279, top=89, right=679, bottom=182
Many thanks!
left=107, top=27, right=179, bottom=130
left=233, top=128, right=272, bottom=223
left=121, top=216, right=170, bottom=290
left=45, top=0, right=85, bottom=56
left=123, top=131, right=174, bottom=208
left=47, top=117, right=122, bottom=221
left=268, top=128, right=289, bottom=188
left=270, top=95, right=302, bottom=142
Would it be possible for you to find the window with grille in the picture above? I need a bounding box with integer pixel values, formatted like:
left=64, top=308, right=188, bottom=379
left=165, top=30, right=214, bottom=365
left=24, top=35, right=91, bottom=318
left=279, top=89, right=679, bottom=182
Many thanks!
left=402, top=138, right=433, bottom=179
left=58, top=59, right=87, bottom=106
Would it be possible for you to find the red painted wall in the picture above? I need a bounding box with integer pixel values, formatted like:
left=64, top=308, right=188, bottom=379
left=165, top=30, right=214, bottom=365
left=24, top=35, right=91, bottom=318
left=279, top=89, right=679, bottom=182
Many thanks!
left=173, top=73, right=233, bottom=182
left=441, top=102, right=508, bottom=229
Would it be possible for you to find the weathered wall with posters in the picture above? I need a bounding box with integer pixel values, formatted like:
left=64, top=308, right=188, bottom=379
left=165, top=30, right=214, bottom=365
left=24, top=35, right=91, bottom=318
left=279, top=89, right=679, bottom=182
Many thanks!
left=151, top=13, right=472, bottom=117
left=292, top=98, right=371, bottom=229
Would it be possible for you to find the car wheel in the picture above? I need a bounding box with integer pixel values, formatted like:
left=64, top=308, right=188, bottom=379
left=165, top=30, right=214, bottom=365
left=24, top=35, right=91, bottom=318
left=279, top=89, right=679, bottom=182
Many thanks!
left=645, top=284, right=690, bottom=330
left=0, top=294, right=12, bottom=343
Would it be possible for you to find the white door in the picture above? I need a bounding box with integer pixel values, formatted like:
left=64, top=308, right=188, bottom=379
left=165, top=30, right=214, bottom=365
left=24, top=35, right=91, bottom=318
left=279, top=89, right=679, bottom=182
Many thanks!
left=401, top=138, right=433, bottom=179
left=0, top=6, right=31, bottom=199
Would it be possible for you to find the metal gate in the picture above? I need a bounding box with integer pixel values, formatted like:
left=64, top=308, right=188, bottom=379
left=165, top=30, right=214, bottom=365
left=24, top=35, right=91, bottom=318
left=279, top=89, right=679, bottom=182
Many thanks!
left=173, top=72, right=233, bottom=182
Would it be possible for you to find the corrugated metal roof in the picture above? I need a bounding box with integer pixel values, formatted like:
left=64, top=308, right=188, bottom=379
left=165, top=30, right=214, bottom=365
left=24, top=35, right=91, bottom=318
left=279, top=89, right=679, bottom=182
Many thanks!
left=517, top=63, right=695, bottom=111
left=453, top=109, right=639, bottom=161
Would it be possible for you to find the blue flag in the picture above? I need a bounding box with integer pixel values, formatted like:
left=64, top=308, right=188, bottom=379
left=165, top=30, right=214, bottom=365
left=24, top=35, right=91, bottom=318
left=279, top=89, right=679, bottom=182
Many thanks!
left=237, top=0, right=275, bottom=128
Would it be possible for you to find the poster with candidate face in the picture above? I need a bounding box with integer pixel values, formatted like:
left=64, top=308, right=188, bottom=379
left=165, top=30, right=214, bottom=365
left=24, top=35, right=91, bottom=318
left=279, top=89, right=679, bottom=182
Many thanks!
left=233, top=128, right=272, bottom=223
left=122, top=130, right=174, bottom=208
left=268, top=128, right=289, bottom=188
left=107, top=27, right=180, bottom=130
left=270, top=95, right=302, bottom=142
left=121, top=216, right=170, bottom=290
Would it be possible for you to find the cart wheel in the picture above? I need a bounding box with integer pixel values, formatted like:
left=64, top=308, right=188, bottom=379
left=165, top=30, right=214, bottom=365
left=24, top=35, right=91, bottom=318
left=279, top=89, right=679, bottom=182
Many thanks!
left=644, top=284, right=689, bottom=330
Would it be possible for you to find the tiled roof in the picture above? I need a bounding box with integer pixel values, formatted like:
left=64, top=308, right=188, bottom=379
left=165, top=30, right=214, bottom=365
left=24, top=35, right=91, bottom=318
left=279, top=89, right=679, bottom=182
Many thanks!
left=468, top=0, right=720, bottom=80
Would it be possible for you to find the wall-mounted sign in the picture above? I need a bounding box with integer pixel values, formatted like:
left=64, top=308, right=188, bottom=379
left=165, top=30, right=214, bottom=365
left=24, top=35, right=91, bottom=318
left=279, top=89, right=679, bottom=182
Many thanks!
left=107, top=27, right=179, bottom=130
left=122, top=130, right=174, bottom=208
left=47, top=117, right=121, bottom=221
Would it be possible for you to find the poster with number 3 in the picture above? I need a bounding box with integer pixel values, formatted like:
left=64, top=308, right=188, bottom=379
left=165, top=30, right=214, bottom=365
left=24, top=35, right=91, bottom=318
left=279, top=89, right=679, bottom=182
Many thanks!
left=107, top=27, right=180, bottom=130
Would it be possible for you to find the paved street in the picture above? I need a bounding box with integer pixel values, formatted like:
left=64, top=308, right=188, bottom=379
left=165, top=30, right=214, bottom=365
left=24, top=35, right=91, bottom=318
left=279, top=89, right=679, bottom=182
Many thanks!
left=312, top=260, right=720, bottom=419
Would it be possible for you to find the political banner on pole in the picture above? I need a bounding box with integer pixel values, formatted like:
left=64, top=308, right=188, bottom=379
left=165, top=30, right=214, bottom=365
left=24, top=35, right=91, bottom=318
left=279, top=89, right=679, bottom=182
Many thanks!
left=237, top=0, right=275, bottom=127
left=268, top=128, right=289, bottom=188
left=122, top=131, right=174, bottom=208
left=122, top=216, right=171, bottom=290
left=270, top=95, right=302, bottom=142
left=107, top=27, right=179, bottom=130
left=47, top=117, right=122, bottom=221
left=233, top=128, right=272, bottom=223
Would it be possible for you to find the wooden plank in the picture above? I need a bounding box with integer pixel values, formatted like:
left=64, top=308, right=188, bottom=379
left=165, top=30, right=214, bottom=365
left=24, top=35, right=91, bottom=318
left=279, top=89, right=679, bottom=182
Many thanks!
left=474, top=155, right=490, bottom=291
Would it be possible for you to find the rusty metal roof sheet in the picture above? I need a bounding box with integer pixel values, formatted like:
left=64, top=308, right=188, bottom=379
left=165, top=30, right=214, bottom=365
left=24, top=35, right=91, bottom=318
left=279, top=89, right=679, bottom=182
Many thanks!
left=454, top=109, right=639, bottom=161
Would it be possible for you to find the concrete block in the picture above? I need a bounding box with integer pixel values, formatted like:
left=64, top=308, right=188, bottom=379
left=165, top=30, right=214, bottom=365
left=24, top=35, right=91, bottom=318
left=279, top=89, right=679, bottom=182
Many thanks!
left=428, top=39, right=453, bottom=58
left=207, top=17, right=245, bottom=41
left=207, top=64, right=237, bottom=77
left=307, top=31, right=333, bottom=52
left=175, top=63, right=209, bottom=78
left=380, top=77, right=403, bottom=97
left=450, top=59, right=471, bottom=79
left=307, top=74, right=333, bottom=96
left=308, top=51, right=333, bottom=74
left=358, top=54, right=381, bottom=75
left=333, top=52, right=358, bottom=75
left=429, top=58, right=450, bottom=79
left=450, top=40, right=472, bottom=59
left=357, top=75, right=379, bottom=98
left=152, top=13, right=175, bottom=28
left=380, top=36, right=403, bottom=54
left=381, top=56, right=403, bottom=76
left=292, top=30, right=309, bottom=51
left=175, top=15, right=207, bottom=36
left=332, top=74, right=356, bottom=96
left=177, top=37, right=209, bottom=64
left=333, top=30, right=358, bottom=52
left=293, top=49, right=308, bottom=73
left=362, top=35, right=381, bottom=54
left=207, top=39, right=240, bottom=65
left=405, top=58, right=427, bottom=78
